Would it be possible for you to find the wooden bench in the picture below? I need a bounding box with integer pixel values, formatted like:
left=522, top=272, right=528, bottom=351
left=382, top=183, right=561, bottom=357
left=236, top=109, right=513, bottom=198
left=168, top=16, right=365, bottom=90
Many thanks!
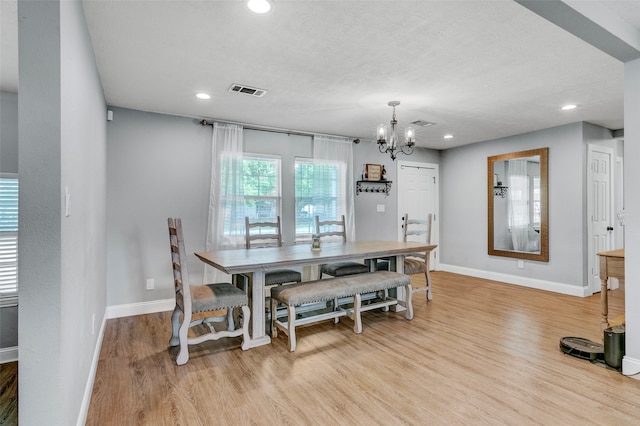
left=270, top=271, right=412, bottom=351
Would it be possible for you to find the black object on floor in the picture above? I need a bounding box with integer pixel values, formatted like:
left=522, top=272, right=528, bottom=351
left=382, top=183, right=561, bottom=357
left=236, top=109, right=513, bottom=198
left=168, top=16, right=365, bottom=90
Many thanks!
left=604, top=325, right=625, bottom=370
left=560, top=336, right=604, bottom=361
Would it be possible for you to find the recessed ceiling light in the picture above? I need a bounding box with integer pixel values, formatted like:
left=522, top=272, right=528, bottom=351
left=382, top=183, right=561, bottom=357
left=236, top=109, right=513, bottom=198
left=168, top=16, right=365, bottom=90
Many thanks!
left=561, top=104, right=577, bottom=110
left=443, top=134, right=454, bottom=139
left=196, top=93, right=211, bottom=100
left=247, top=0, right=272, bottom=14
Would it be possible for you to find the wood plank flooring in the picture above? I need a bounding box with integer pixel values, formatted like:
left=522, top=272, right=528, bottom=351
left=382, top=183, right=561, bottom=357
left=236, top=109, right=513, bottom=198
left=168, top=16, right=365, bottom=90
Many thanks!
left=0, top=361, right=18, bottom=425
left=86, top=272, right=638, bottom=425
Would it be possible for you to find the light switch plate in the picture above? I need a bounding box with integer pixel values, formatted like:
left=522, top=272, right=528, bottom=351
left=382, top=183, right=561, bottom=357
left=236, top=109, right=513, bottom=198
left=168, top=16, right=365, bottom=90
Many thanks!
left=65, top=186, right=71, bottom=217
left=376, top=204, right=385, bottom=213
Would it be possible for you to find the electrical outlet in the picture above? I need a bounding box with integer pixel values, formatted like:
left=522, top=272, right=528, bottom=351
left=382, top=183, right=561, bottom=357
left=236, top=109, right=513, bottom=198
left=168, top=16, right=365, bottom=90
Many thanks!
left=376, top=204, right=385, bottom=213
left=146, top=278, right=154, bottom=290
left=517, top=260, right=524, bottom=269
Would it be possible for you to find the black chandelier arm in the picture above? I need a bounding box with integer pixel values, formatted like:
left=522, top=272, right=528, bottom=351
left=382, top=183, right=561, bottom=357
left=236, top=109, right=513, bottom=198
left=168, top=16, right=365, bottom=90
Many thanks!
left=378, top=141, right=413, bottom=161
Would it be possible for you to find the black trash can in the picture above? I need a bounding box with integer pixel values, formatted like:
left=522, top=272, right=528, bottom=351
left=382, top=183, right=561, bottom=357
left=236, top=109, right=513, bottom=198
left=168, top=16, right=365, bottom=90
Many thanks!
left=604, top=325, right=625, bottom=370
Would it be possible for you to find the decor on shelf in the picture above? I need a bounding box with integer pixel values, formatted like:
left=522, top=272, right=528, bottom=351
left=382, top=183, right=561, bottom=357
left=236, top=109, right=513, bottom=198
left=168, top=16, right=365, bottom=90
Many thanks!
left=377, top=101, right=415, bottom=161
left=493, top=175, right=508, bottom=198
left=365, top=163, right=382, bottom=181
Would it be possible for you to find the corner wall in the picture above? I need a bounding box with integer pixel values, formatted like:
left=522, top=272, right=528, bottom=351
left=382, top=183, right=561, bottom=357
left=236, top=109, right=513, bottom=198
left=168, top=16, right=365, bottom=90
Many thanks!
left=18, top=1, right=107, bottom=424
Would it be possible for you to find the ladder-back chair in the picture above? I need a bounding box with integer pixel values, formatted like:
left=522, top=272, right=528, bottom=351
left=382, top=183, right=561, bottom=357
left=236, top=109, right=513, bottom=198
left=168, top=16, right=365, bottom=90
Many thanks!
left=168, top=218, right=250, bottom=365
left=315, top=215, right=369, bottom=279
left=245, top=216, right=302, bottom=289
left=378, top=213, right=434, bottom=300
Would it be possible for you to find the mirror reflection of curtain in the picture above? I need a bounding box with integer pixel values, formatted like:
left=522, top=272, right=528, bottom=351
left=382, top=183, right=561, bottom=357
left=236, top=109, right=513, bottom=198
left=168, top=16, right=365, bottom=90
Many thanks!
left=507, top=159, right=531, bottom=251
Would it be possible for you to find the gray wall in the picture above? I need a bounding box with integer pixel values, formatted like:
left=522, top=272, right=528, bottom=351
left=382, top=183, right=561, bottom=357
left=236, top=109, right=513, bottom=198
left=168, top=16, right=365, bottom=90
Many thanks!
left=0, top=91, right=19, bottom=350
left=0, top=91, right=18, bottom=174
left=353, top=141, right=440, bottom=242
left=105, top=108, right=442, bottom=307
left=440, top=122, right=615, bottom=289
left=18, top=1, right=107, bottom=424
left=624, top=58, right=640, bottom=372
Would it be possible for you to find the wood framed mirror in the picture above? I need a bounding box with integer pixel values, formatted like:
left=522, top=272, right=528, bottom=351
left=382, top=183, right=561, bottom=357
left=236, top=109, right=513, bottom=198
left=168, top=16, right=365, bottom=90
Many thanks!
left=488, top=147, right=548, bottom=262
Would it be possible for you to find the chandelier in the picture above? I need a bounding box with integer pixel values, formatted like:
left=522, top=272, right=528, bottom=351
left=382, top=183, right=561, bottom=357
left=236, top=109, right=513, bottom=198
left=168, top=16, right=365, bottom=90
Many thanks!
left=376, top=101, right=415, bottom=161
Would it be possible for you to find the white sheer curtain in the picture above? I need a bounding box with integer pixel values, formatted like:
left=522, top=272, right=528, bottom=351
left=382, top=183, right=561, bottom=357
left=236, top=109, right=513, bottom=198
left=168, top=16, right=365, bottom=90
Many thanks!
left=204, top=123, right=243, bottom=283
left=313, top=135, right=356, bottom=242
left=507, top=159, right=531, bottom=252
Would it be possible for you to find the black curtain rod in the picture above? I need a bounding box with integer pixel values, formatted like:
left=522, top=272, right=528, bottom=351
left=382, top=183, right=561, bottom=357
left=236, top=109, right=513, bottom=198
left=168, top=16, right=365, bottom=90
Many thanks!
left=199, top=119, right=362, bottom=143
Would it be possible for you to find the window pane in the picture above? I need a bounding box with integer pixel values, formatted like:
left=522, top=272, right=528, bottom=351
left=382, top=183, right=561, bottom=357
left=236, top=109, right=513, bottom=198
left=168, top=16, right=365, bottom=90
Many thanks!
left=220, top=155, right=281, bottom=241
left=294, top=159, right=345, bottom=241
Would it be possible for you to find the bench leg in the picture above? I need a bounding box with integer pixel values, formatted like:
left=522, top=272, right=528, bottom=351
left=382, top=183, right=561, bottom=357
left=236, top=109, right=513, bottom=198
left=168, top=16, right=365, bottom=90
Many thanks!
left=404, top=284, right=414, bottom=320
left=287, top=305, right=297, bottom=352
left=353, top=293, right=363, bottom=334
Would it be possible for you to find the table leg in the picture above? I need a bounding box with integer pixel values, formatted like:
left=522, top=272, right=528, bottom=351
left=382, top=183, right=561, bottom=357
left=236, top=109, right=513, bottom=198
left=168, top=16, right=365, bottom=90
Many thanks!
left=245, top=271, right=271, bottom=348
left=600, top=276, right=609, bottom=330
left=390, top=255, right=406, bottom=313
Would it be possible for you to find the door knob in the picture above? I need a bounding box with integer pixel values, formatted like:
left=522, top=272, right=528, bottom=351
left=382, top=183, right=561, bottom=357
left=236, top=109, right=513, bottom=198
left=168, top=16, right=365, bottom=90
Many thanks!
left=607, top=226, right=614, bottom=231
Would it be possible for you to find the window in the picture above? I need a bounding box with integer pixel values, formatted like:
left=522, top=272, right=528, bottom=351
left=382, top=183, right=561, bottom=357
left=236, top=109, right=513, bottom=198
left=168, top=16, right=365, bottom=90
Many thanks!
left=0, top=174, right=18, bottom=306
left=220, top=154, right=281, bottom=245
left=294, top=158, right=346, bottom=241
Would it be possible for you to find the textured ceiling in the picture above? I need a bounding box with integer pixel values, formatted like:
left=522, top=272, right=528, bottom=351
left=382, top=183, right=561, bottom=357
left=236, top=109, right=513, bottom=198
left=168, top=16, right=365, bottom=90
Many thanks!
left=3, top=1, right=640, bottom=149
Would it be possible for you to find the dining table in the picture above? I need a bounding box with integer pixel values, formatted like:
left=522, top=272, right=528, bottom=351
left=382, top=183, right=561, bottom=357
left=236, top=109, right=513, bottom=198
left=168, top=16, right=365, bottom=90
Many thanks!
left=195, top=240, right=437, bottom=348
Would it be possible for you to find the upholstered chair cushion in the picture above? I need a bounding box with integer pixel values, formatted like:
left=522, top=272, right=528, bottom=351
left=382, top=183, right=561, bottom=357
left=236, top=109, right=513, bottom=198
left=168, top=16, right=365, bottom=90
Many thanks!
left=266, top=269, right=303, bottom=286
left=320, top=261, right=369, bottom=277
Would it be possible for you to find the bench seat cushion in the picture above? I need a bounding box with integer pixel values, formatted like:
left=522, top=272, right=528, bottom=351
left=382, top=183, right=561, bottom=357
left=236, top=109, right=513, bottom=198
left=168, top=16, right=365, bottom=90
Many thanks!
left=271, top=271, right=410, bottom=306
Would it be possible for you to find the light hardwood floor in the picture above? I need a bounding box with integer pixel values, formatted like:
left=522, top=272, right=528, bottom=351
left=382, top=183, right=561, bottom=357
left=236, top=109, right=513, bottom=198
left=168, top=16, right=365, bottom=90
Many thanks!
left=86, top=271, right=638, bottom=425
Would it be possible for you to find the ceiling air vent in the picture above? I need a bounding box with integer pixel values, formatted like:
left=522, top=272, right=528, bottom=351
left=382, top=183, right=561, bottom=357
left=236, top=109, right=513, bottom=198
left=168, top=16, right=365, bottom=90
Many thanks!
left=411, top=120, right=436, bottom=127
left=229, top=84, right=267, bottom=97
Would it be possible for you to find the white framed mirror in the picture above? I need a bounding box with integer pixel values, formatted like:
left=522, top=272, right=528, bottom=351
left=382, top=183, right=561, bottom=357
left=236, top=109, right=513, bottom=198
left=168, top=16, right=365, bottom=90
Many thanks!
left=488, top=147, right=549, bottom=262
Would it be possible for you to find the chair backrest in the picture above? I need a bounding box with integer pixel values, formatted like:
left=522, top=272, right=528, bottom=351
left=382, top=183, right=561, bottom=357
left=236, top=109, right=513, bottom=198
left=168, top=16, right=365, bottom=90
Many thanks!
left=245, top=216, right=283, bottom=249
left=315, top=214, right=348, bottom=243
left=403, top=213, right=433, bottom=244
left=168, top=218, right=192, bottom=310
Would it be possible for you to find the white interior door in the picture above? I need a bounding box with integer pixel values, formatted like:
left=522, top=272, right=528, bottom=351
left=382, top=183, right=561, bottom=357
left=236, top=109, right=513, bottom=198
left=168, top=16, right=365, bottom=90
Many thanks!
left=397, top=161, right=439, bottom=269
left=587, top=145, right=614, bottom=294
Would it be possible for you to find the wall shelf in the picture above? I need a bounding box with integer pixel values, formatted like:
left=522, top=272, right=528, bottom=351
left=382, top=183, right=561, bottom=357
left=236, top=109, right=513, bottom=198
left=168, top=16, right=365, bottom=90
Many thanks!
left=356, top=180, right=392, bottom=196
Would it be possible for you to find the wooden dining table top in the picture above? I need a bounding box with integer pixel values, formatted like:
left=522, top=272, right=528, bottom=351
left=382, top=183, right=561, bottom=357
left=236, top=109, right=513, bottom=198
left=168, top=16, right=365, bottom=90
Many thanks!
left=195, top=240, right=437, bottom=275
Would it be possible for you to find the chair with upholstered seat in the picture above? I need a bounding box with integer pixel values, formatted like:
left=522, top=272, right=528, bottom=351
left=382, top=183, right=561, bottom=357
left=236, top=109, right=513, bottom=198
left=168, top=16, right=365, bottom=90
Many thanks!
left=245, top=216, right=302, bottom=291
left=168, top=218, right=250, bottom=365
left=377, top=213, right=434, bottom=300
left=315, top=215, right=369, bottom=279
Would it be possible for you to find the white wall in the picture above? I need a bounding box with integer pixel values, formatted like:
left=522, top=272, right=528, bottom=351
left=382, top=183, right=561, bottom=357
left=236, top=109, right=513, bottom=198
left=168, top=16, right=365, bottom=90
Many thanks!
left=18, top=1, right=107, bottom=424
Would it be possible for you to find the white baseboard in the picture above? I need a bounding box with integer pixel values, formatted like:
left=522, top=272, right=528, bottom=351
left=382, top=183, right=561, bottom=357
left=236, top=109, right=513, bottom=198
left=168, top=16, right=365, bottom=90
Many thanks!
left=77, top=312, right=107, bottom=426
left=623, top=356, right=640, bottom=379
left=106, top=298, right=174, bottom=319
left=438, top=264, right=589, bottom=297
left=0, top=346, right=18, bottom=363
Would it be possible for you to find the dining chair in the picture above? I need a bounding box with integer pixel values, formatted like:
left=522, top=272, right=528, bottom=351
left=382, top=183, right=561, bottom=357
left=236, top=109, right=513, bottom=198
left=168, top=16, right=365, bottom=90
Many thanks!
left=168, top=218, right=250, bottom=365
left=315, top=215, right=369, bottom=279
left=377, top=213, right=434, bottom=300
left=245, top=216, right=302, bottom=291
